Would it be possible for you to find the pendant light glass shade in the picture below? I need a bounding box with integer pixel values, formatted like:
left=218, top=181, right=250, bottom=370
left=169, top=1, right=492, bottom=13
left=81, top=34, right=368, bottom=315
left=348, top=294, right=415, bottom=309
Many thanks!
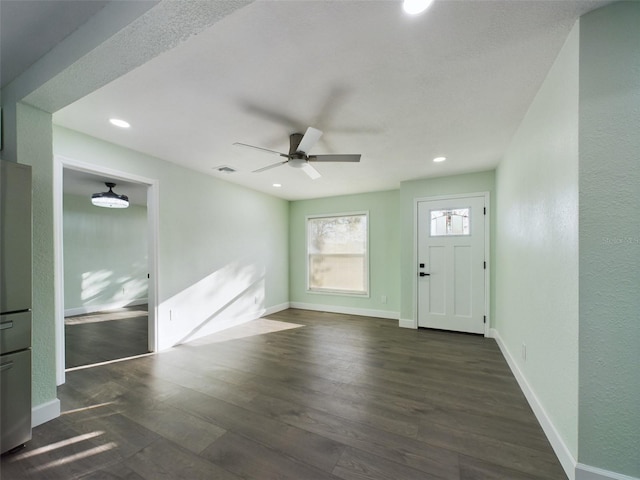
left=91, top=182, right=129, bottom=208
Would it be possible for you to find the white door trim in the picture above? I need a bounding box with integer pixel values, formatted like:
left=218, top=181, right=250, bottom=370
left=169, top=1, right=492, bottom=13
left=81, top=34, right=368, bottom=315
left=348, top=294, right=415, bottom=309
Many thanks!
left=412, top=192, right=490, bottom=336
left=53, top=155, right=159, bottom=385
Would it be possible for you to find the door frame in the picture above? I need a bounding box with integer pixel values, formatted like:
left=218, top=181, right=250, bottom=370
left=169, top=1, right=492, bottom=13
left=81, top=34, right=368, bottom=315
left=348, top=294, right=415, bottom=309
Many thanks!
left=53, top=155, right=159, bottom=385
left=413, top=192, right=490, bottom=336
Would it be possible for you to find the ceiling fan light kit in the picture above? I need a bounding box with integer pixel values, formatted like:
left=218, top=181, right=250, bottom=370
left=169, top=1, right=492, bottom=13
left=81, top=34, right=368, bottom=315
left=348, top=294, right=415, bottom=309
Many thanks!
left=91, top=182, right=129, bottom=208
left=234, top=126, right=361, bottom=180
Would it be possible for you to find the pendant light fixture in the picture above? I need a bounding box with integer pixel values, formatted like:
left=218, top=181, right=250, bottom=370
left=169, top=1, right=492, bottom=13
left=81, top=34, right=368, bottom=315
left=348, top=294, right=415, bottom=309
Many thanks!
left=91, top=182, right=129, bottom=208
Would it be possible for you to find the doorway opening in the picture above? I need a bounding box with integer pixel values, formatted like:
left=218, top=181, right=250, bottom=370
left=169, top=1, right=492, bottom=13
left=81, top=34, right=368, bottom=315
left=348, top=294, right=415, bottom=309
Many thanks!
left=54, top=156, right=159, bottom=384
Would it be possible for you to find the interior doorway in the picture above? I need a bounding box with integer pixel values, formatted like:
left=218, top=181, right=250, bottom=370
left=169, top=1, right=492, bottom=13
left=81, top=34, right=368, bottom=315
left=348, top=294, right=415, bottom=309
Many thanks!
left=416, top=193, right=489, bottom=335
left=54, top=156, right=159, bottom=384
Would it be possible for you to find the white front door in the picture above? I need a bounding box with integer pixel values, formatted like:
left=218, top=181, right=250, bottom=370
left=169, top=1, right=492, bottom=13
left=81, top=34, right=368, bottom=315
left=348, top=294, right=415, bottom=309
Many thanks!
left=417, top=196, right=486, bottom=334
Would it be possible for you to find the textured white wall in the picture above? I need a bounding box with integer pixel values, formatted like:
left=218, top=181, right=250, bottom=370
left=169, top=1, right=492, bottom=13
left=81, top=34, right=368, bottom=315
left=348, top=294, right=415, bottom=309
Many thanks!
left=17, top=103, right=57, bottom=408
left=289, top=189, right=400, bottom=317
left=495, top=23, right=580, bottom=461
left=578, top=2, right=640, bottom=477
left=63, top=194, right=148, bottom=312
left=54, top=126, right=289, bottom=351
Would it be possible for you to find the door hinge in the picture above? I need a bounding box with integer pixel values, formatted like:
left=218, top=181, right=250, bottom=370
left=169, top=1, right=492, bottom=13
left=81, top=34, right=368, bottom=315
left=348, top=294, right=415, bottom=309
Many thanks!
left=483, top=261, right=486, bottom=269
left=484, top=207, right=486, bottom=215
left=483, top=316, right=486, bottom=324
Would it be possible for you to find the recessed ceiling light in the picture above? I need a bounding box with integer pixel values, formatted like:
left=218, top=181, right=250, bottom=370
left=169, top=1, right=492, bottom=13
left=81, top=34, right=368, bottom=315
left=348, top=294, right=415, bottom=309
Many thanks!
left=109, top=118, right=130, bottom=128
left=403, top=0, right=434, bottom=15
left=273, top=183, right=282, bottom=188
left=433, top=156, right=447, bottom=163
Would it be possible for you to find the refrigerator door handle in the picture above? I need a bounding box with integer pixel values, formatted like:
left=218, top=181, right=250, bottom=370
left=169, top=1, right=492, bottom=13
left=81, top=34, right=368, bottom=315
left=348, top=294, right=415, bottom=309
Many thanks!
left=1, top=361, right=14, bottom=372
left=0, top=321, right=14, bottom=330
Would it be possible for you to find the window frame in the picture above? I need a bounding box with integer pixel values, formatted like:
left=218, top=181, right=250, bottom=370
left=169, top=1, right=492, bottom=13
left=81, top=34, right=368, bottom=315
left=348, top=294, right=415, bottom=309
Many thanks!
left=305, top=211, right=370, bottom=297
left=429, top=207, right=472, bottom=237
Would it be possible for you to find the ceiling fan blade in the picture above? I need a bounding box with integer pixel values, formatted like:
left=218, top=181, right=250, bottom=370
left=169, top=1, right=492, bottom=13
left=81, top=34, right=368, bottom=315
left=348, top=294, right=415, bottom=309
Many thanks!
left=302, top=163, right=322, bottom=180
left=239, top=101, right=301, bottom=128
left=233, top=142, right=287, bottom=157
left=296, top=127, right=323, bottom=154
left=308, top=154, right=361, bottom=163
left=253, top=160, right=288, bottom=173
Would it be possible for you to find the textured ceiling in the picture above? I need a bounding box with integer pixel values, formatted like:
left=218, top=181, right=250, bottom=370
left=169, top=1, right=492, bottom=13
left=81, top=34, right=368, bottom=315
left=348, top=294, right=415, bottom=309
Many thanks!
left=49, top=0, right=607, bottom=200
left=0, top=0, right=109, bottom=88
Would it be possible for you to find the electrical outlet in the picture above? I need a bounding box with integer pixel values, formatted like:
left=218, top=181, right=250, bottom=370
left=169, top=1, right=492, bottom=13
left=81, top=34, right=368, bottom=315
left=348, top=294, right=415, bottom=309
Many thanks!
left=522, top=343, right=527, bottom=361
left=254, top=296, right=258, bottom=304
left=381, top=295, right=387, bottom=304
left=169, top=309, right=173, bottom=322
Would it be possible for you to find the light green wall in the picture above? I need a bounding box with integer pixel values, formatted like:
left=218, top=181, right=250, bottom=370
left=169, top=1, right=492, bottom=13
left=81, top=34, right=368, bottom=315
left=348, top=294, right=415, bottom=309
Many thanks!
left=289, top=190, right=400, bottom=316
left=399, top=171, right=495, bottom=323
left=578, top=2, right=640, bottom=476
left=17, top=103, right=57, bottom=408
left=54, top=126, right=289, bottom=350
left=63, top=193, right=148, bottom=312
left=495, top=24, right=580, bottom=459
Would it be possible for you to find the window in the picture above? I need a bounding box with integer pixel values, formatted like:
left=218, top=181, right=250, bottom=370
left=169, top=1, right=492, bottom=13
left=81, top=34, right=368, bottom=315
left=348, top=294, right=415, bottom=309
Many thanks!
left=430, top=208, right=470, bottom=236
left=307, top=213, right=368, bottom=295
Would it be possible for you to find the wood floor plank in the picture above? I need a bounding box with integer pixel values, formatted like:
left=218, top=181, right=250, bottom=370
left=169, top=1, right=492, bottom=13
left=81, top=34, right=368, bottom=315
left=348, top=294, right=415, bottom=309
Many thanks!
left=78, top=462, right=146, bottom=480
left=164, top=387, right=346, bottom=473
left=333, top=446, right=445, bottom=480
left=201, top=431, right=342, bottom=480
left=0, top=418, right=123, bottom=479
left=1, top=309, right=566, bottom=480
left=123, top=438, right=242, bottom=480
left=66, top=306, right=149, bottom=368
left=458, top=454, right=548, bottom=480
left=264, top=397, right=461, bottom=479
left=417, top=420, right=565, bottom=479
left=119, top=400, right=227, bottom=455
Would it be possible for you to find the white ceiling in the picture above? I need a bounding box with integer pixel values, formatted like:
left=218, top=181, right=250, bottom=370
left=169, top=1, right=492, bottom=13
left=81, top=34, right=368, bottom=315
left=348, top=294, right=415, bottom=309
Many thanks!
left=9, top=1, right=610, bottom=201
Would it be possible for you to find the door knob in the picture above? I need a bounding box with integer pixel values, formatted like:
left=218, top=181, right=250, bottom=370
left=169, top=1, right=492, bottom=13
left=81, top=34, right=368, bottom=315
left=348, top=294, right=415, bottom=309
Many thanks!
left=419, top=272, right=430, bottom=277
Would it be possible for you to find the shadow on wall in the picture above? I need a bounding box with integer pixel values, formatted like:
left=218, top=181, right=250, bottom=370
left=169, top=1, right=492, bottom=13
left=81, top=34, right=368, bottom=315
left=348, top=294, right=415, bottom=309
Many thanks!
left=158, top=258, right=268, bottom=350
left=81, top=268, right=147, bottom=305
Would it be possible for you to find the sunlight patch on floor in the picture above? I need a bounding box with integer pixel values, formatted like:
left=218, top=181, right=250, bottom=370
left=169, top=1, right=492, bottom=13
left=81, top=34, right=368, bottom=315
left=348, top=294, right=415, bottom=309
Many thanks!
left=12, top=431, right=105, bottom=461
left=186, top=318, right=305, bottom=346
left=65, top=352, right=155, bottom=372
left=31, top=443, right=117, bottom=472
left=65, top=306, right=148, bottom=325
left=61, top=402, right=115, bottom=416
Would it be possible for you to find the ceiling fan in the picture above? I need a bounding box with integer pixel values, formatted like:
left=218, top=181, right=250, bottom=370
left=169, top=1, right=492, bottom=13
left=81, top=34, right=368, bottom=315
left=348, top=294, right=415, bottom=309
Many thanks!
left=233, top=127, right=361, bottom=179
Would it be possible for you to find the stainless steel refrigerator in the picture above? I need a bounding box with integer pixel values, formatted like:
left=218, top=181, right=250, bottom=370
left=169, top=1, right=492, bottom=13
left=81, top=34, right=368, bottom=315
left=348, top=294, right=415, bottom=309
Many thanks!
left=0, top=159, right=32, bottom=454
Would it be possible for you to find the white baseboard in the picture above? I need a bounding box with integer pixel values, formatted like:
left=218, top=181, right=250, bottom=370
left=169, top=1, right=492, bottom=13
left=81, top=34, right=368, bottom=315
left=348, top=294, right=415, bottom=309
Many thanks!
left=32, top=398, right=61, bottom=428
left=263, top=302, right=290, bottom=316
left=576, top=464, right=639, bottom=480
left=490, top=328, right=577, bottom=480
left=289, top=302, right=399, bottom=320
left=399, top=318, right=417, bottom=329
left=65, top=298, right=148, bottom=317
left=234, top=302, right=291, bottom=325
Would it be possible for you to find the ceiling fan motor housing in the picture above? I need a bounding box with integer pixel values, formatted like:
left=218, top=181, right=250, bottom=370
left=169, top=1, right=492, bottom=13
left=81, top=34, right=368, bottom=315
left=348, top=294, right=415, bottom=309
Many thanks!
left=289, top=133, right=305, bottom=155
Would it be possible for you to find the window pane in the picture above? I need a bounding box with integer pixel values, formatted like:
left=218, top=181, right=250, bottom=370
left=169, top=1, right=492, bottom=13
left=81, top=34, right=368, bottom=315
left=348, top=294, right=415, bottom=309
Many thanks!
left=309, top=254, right=365, bottom=292
left=307, top=214, right=367, bottom=294
left=430, top=208, right=470, bottom=236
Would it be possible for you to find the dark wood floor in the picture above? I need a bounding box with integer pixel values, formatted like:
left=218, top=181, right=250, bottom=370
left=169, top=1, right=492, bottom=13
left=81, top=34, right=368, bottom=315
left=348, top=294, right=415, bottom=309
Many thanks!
left=1, top=309, right=566, bottom=479
left=65, top=306, right=149, bottom=368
